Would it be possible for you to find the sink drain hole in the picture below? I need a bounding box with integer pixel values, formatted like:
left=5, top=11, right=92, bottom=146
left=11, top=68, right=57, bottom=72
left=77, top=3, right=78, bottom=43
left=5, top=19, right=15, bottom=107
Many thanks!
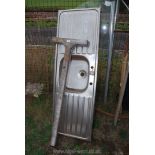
left=81, top=72, right=85, bottom=77
left=79, top=70, right=87, bottom=78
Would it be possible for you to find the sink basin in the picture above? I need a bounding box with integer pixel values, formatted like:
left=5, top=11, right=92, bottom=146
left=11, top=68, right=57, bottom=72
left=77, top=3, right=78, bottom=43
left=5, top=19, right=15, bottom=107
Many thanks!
left=59, top=55, right=89, bottom=92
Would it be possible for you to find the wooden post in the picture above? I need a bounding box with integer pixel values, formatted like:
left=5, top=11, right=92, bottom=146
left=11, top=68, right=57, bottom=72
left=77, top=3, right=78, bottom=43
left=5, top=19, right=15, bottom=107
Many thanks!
left=114, top=63, right=128, bottom=126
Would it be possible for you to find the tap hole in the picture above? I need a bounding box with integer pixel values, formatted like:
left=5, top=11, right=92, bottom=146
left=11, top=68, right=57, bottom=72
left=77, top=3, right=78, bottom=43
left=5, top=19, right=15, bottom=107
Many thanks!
left=91, top=66, right=94, bottom=69
left=90, top=82, right=93, bottom=85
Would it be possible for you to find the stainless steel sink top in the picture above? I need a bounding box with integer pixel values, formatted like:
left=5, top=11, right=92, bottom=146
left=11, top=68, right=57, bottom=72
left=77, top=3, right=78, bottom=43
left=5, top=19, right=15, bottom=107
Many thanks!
left=53, top=8, right=100, bottom=141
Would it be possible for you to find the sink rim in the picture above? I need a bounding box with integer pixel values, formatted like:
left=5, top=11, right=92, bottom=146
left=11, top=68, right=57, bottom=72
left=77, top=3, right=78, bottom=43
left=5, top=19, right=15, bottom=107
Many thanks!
left=59, top=54, right=90, bottom=93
